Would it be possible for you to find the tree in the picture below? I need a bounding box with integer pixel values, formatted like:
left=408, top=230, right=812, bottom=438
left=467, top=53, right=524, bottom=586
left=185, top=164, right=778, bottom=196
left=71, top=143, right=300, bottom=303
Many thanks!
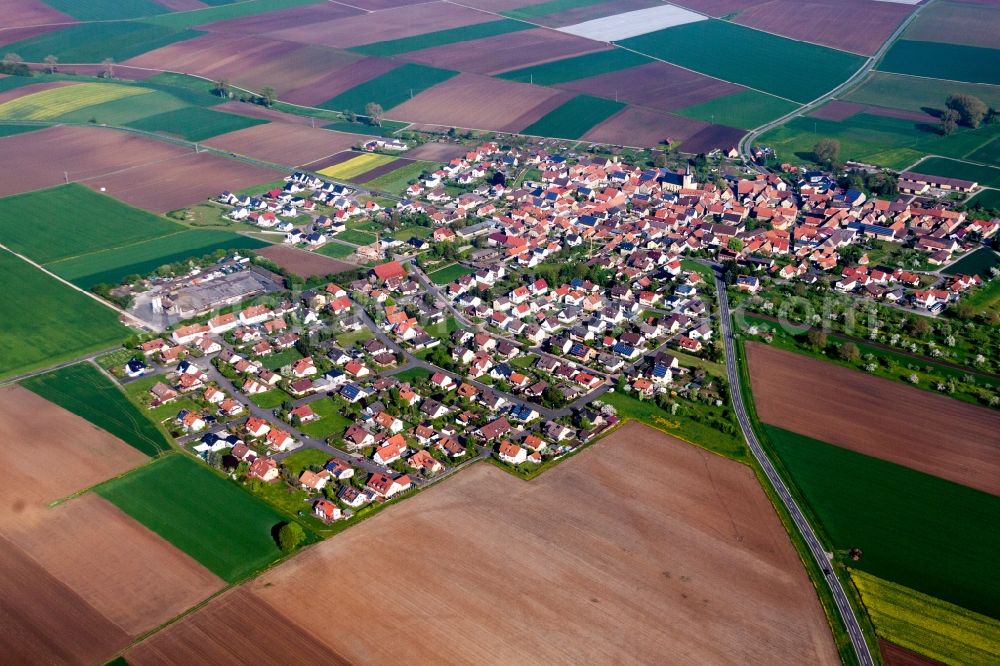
left=909, top=317, right=931, bottom=338
left=260, top=86, right=276, bottom=107
left=838, top=342, right=860, bottom=363
left=807, top=329, right=828, bottom=349
left=940, top=108, right=960, bottom=136
left=345, top=110, right=356, bottom=123
left=102, top=57, right=115, bottom=79
left=946, top=93, right=987, bottom=128
left=364, top=102, right=384, bottom=127
left=43, top=54, right=58, bottom=74
left=277, top=522, right=306, bottom=553
left=727, top=237, right=744, bottom=252
left=653, top=153, right=667, bottom=168
left=214, top=78, right=230, bottom=98
left=1, top=52, right=28, bottom=76
left=813, top=138, right=840, bottom=167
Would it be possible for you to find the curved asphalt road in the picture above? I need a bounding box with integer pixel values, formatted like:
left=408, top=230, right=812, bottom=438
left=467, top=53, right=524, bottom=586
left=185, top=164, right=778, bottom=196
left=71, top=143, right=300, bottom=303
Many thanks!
left=715, top=273, right=874, bottom=666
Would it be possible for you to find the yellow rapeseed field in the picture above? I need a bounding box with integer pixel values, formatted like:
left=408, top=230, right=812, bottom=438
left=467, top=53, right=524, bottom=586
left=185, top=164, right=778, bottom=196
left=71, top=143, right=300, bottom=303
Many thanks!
left=0, top=83, right=152, bottom=121
left=852, top=570, right=1000, bottom=665
left=317, top=153, right=395, bottom=180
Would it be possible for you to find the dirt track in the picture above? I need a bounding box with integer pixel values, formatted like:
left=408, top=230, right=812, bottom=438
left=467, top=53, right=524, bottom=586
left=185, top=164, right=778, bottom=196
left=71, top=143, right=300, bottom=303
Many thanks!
left=747, top=342, right=1000, bottom=496
left=141, top=421, right=837, bottom=664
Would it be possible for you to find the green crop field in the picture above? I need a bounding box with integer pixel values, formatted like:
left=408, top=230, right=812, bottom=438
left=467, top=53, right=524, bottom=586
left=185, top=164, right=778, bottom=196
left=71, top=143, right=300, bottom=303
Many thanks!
left=521, top=94, right=625, bottom=139
left=365, top=160, right=436, bottom=194
left=502, top=0, right=607, bottom=19
left=764, top=425, right=1000, bottom=619
left=427, top=262, right=473, bottom=284
left=967, top=137, right=1000, bottom=164
left=845, top=72, right=1000, bottom=115
left=351, top=19, right=530, bottom=57
left=879, top=41, right=1000, bottom=85
left=96, top=454, right=293, bottom=582
left=125, top=107, right=267, bottom=141
left=942, top=247, right=1000, bottom=278
left=42, top=0, right=170, bottom=20
left=853, top=571, right=1000, bottom=665
left=46, top=229, right=270, bottom=289
left=0, top=124, right=44, bottom=138
left=145, top=0, right=323, bottom=29
left=1, top=21, right=204, bottom=63
left=322, top=120, right=408, bottom=137
left=319, top=64, right=458, bottom=115
left=911, top=156, right=1000, bottom=188
left=497, top=49, right=650, bottom=85
left=967, top=188, right=1000, bottom=212
left=0, top=251, right=129, bottom=380
left=297, top=398, right=352, bottom=439
left=22, top=363, right=171, bottom=457
left=620, top=20, right=865, bottom=103
left=0, top=185, right=180, bottom=263
left=675, top=89, right=799, bottom=129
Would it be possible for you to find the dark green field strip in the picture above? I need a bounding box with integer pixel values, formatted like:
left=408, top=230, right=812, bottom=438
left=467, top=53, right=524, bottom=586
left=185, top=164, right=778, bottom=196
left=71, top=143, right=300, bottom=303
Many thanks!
left=46, top=230, right=271, bottom=289
left=521, top=94, right=625, bottom=139
left=502, top=0, right=607, bottom=20
left=620, top=20, right=865, bottom=103
left=317, top=63, right=459, bottom=114
left=845, top=72, right=1000, bottom=115
left=497, top=49, right=651, bottom=85
left=942, top=247, right=1000, bottom=278
left=911, top=156, right=1000, bottom=188
left=0, top=251, right=129, bottom=380
left=22, top=363, right=171, bottom=457
left=126, top=106, right=268, bottom=141
left=322, top=120, right=408, bottom=137
left=967, top=188, right=1000, bottom=212
left=0, top=124, right=45, bottom=138
left=674, top=89, right=800, bottom=129
left=139, top=72, right=230, bottom=108
left=879, top=40, right=1000, bottom=85
left=0, top=184, right=181, bottom=264
left=1, top=22, right=205, bottom=63
left=97, top=455, right=293, bottom=582
left=42, top=0, right=171, bottom=20
left=350, top=19, right=531, bottom=57
left=764, top=425, right=1000, bottom=620
left=967, top=136, right=1000, bottom=164
left=145, top=0, right=324, bottom=29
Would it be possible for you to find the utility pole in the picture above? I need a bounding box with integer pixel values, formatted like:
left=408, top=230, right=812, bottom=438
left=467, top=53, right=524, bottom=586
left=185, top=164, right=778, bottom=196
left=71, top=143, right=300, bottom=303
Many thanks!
left=63, top=171, right=68, bottom=184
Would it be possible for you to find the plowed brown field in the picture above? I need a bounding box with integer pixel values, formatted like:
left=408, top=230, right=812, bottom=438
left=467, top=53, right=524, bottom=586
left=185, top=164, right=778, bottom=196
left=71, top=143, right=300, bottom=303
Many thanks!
left=3, top=0, right=74, bottom=27
left=747, top=342, right=1000, bottom=495
left=257, top=244, right=357, bottom=278
left=135, top=421, right=837, bottom=664
left=559, top=61, right=743, bottom=111
left=204, top=123, right=360, bottom=167
left=582, top=106, right=709, bottom=147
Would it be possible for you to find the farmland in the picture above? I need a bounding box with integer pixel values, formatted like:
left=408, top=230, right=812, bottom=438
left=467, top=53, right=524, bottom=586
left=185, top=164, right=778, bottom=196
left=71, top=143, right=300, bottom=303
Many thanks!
left=620, top=20, right=865, bottom=103
left=0, top=250, right=129, bottom=380
left=96, top=454, right=294, bottom=583
left=853, top=570, right=1000, bottom=666
left=351, top=19, right=531, bottom=57
left=128, top=422, right=838, bottom=664
left=125, top=106, right=268, bottom=142
left=942, top=247, right=1000, bottom=278
left=498, top=49, right=650, bottom=85
left=318, top=63, right=458, bottom=114
left=902, top=0, right=1000, bottom=50
left=22, top=363, right=171, bottom=457
left=583, top=105, right=713, bottom=148
left=204, top=123, right=360, bottom=167
left=364, top=160, right=436, bottom=194
left=879, top=41, right=1000, bottom=85
left=967, top=189, right=1000, bottom=213
left=676, top=89, right=799, bottom=129
left=46, top=229, right=270, bottom=289
left=909, top=157, right=1000, bottom=189
left=844, top=72, right=1000, bottom=115
left=256, top=243, right=356, bottom=278
left=521, top=94, right=625, bottom=140
left=747, top=342, right=1000, bottom=496
left=42, top=0, right=170, bottom=21
left=0, top=21, right=204, bottom=63
left=0, top=82, right=152, bottom=121
left=317, top=153, right=396, bottom=180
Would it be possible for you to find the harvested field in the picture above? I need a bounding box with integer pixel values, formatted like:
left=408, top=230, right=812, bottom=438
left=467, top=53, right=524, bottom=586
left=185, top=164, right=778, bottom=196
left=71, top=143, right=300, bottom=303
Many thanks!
left=733, top=0, right=914, bottom=55
left=266, top=2, right=495, bottom=49
left=879, top=641, right=942, bottom=666
left=201, top=2, right=363, bottom=34
left=204, top=123, right=360, bottom=167
left=582, top=106, right=710, bottom=147
left=0, top=125, right=191, bottom=198
left=257, top=244, right=357, bottom=278
left=559, top=4, right=706, bottom=41
left=904, top=0, right=1000, bottom=50
left=558, top=61, right=742, bottom=111
left=292, top=56, right=400, bottom=109
left=82, top=151, right=283, bottom=213
left=126, top=588, right=344, bottom=665
left=747, top=342, right=1000, bottom=496
left=387, top=73, right=573, bottom=132
left=2, top=0, right=75, bottom=27
left=402, top=27, right=609, bottom=76
left=229, top=421, right=837, bottom=664
left=404, top=141, right=468, bottom=161
left=680, top=123, right=747, bottom=153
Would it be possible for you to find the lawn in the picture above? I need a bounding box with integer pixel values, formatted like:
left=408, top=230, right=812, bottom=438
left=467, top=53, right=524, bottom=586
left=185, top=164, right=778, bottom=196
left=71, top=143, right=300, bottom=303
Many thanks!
left=910, top=156, right=1000, bottom=188
left=0, top=82, right=152, bottom=121
left=603, top=391, right=746, bottom=462
left=674, top=89, right=799, bottom=130
left=879, top=40, right=1000, bottom=85
left=298, top=398, right=352, bottom=439
left=318, top=63, right=459, bottom=115
left=96, top=454, right=294, bottom=582
left=336, top=328, right=373, bottom=348
left=0, top=21, right=204, bottom=63
left=365, top=160, right=436, bottom=195
left=317, top=153, right=396, bottom=180
left=967, top=188, right=1000, bottom=213
left=249, top=388, right=293, bottom=409
left=502, top=0, right=607, bottom=19
left=0, top=251, right=130, bottom=380
left=335, top=229, right=378, bottom=245
left=844, top=72, right=1000, bottom=115
left=316, top=242, right=357, bottom=258
left=428, top=262, right=474, bottom=284
left=391, top=225, right=433, bottom=242
left=22, top=363, right=171, bottom=457
left=520, top=94, right=625, bottom=140
left=852, top=570, right=1000, bottom=665
left=620, top=19, right=865, bottom=103
left=351, top=19, right=530, bottom=57
left=125, top=106, right=267, bottom=142
left=763, top=425, right=1000, bottom=619
left=42, top=0, right=170, bottom=20
left=497, top=49, right=652, bottom=85
left=424, top=316, right=460, bottom=339
left=0, top=184, right=180, bottom=264
left=392, top=367, right=430, bottom=384
left=281, top=448, right=334, bottom=476
left=942, top=247, right=1000, bottom=278
left=260, top=347, right=304, bottom=371
left=122, top=374, right=203, bottom=423
left=46, top=229, right=270, bottom=289
left=322, top=120, right=409, bottom=137
left=510, top=353, right=538, bottom=369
